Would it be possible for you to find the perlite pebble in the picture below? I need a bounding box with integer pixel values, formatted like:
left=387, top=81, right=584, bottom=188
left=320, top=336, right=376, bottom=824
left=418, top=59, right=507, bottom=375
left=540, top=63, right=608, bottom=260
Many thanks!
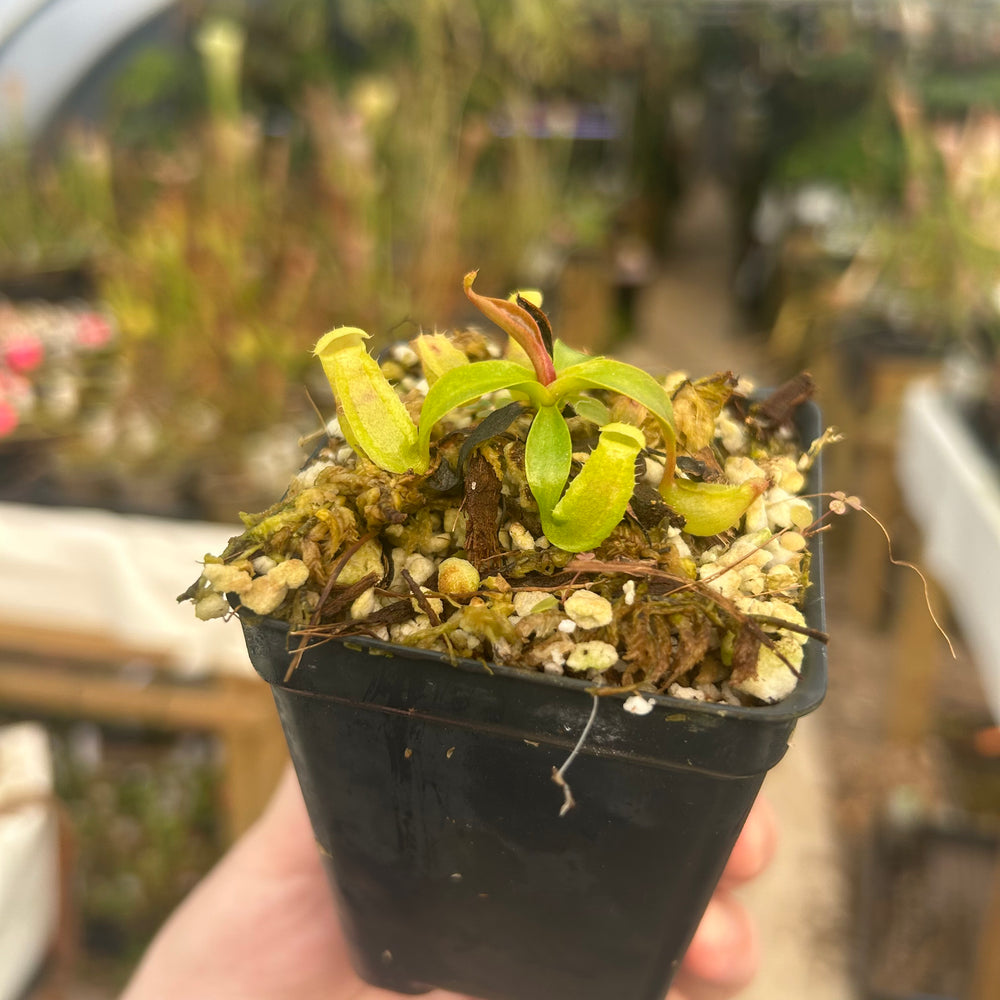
left=336, top=539, right=384, bottom=585
left=623, top=694, right=655, bottom=715
left=202, top=563, right=252, bottom=594
left=292, top=459, right=335, bottom=490
left=241, top=576, right=290, bottom=615
left=564, top=590, right=614, bottom=629
left=730, top=636, right=804, bottom=704
left=403, top=552, right=436, bottom=586
left=268, top=559, right=310, bottom=588
left=698, top=563, right=741, bottom=600
left=765, top=489, right=814, bottom=530
left=725, top=455, right=766, bottom=485
left=716, top=414, right=747, bottom=453
left=566, top=641, right=618, bottom=672
left=512, top=591, right=553, bottom=617
left=766, top=564, right=801, bottom=592
left=507, top=522, right=535, bottom=551
left=437, top=557, right=480, bottom=595
left=766, top=456, right=805, bottom=493
left=350, top=588, right=379, bottom=620
left=667, top=683, right=708, bottom=702
left=233, top=558, right=311, bottom=616
left=194, top=591, right=230, bottom=621
left=643, top=456, right=665, bottom=487
left=410, top=592, right=444, bottom=617
left=425, top=533, right=452, bottom=554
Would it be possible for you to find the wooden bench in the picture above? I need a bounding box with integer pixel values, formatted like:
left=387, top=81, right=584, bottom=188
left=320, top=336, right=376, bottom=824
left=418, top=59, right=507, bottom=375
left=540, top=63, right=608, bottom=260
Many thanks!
left=0, top=620, right=286, bottom=845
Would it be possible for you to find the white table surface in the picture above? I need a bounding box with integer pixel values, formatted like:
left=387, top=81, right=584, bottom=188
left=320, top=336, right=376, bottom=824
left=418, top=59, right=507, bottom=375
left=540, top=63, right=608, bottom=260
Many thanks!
left=897, top=380, right=1000, bottom=723
left=0, top=501, right=252, bottom=678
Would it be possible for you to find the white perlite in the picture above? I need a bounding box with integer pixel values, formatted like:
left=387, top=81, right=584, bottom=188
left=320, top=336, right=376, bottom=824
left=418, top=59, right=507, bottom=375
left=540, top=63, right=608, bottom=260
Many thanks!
left=198, top=558, right=311, bottom=618
left=623, top=694, right=655, bottom=715
left=350, top=588, right=379, bottom=620
left=729, top=598, right=809, bottom=703
left=240, top=559, right=310, bottom=615
left=566, top=641, right=619, bottom=673
left=402, top=552, right=436, bottom=586
left=513, top=591, right=554, bottom=617
left=194, top=591, right=229, bottom=621
left=564, top=590, right=614, bottom=630
left=202, top=563, right=251, bottom=594
left=731, top=638, right=804, bottom=704
left=507, top=522, right=535, bottom=551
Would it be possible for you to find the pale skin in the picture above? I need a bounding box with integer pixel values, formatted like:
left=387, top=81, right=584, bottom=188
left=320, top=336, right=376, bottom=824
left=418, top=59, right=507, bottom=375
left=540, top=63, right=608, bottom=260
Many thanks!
left=121, top=767, right=777, bottom=1000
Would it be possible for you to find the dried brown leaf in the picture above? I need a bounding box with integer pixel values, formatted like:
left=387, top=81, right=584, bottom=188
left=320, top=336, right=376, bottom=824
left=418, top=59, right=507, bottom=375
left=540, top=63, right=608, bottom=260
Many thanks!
left=464, top=450, right=503, bottom=572
left=729, top=626, right=762, bottom=685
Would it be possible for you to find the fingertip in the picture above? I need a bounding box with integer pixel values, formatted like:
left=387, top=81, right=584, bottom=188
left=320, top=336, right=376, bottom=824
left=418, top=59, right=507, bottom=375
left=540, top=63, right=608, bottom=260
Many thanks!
left=679, top=891, right=758, bottom=990
left=720, top=795, right=778, bottom=887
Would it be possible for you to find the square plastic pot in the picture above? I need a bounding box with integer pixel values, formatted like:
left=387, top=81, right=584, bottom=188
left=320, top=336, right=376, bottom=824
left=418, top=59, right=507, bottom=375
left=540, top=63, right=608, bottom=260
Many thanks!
left=237, top=408, right=827, bottom=1000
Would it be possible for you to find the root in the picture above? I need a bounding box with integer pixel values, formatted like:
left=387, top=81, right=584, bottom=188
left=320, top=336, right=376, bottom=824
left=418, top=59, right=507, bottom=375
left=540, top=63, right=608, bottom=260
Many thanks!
left=807, top=492, right=956, bottom=659
left=552, top=694, right=599, bottom=817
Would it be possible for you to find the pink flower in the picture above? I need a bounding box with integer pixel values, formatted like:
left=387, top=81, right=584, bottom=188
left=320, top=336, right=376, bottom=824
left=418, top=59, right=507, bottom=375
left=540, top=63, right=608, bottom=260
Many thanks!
left=76, top=312, right=113, bottom=350
left=0, top=399, right=18, bottom=437
left=4, top=335, right=44, bottom=373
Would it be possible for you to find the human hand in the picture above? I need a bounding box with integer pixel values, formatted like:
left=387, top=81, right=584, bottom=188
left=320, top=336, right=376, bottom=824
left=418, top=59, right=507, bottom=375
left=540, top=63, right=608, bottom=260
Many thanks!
left=667, top=794, right=776, bottom=1000
left=121, top=767, right=776, bottom=1000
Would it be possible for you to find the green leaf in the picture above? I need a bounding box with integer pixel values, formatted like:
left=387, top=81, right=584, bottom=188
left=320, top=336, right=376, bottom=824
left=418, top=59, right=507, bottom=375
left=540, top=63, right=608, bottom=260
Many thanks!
left=550, top=358, right=677, bottom=480
left=524, top=594, right=559, bottom=613
left=571, top=396, right=611, bottom=426
left=552, top=339, right=593, bottom=372
left=417, top=360, right=550, bottom=461
left=661, top=478, right=768, bottom=536
left=411, top=333, right=469, bottom=385
left=524, top=404, right=573, bottom=514
left=314, top=327, right=423, bottom=473
left=540, top=422, right=646, bottom=553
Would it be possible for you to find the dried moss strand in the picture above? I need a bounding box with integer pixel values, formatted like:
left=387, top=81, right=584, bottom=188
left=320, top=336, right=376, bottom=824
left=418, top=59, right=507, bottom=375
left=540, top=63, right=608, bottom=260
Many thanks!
left=750, top=614, right=829, bottom=644
left=285, top=529, right=380, bottom=680
left=402, top=568, right=442, bottom=627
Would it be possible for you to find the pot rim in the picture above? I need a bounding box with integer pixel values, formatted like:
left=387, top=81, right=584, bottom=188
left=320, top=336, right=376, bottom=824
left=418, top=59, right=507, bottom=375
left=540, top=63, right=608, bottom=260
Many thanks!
left=240, top=585, right=827, bottom=725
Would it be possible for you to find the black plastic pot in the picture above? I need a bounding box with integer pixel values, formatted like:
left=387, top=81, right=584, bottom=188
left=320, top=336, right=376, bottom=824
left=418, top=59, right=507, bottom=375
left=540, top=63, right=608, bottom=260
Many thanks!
left=237, top=406, right=826, bottom=1000
left=240, top=603, right=824, bottom=997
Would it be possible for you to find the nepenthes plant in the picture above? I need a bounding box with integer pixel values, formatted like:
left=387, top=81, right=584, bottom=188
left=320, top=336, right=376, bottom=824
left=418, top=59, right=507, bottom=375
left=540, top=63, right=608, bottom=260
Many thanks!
left=183, top=267, right=840, bottom=707
left=315, top=271, right=765, bottom=552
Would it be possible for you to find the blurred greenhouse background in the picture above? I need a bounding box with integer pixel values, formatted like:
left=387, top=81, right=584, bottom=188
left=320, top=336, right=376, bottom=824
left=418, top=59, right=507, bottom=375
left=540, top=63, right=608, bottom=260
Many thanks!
left=1, top=1, right=999, bottom=998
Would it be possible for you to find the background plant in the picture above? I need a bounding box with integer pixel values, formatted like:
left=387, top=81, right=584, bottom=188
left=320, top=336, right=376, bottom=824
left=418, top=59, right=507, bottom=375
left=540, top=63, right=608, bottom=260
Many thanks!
left=5, top=2, right=700, bottom=513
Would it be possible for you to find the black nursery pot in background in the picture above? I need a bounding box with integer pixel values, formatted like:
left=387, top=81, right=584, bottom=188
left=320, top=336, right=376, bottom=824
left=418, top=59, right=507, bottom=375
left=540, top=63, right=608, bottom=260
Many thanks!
left=239, top=562, right=825, bottom=1000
